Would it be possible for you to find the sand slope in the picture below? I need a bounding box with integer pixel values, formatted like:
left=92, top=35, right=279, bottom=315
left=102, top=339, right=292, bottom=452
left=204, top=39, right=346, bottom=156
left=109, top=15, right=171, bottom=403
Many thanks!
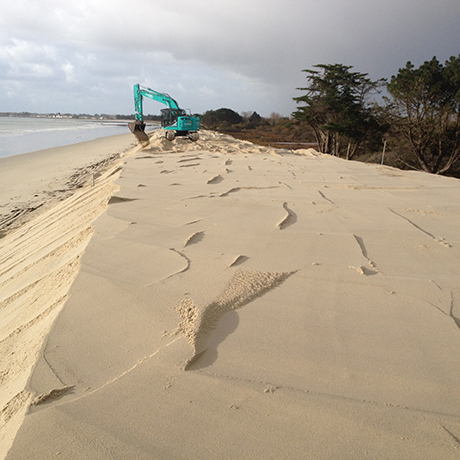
left=0, top=136, right=140, bottom=458
left=4, top=131, right=460, bottom=458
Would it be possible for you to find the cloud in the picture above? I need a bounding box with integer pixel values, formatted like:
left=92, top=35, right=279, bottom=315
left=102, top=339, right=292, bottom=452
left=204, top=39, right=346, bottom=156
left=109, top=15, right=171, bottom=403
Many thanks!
left=0, top=39, right=57, bottom=78
left=62, top=61, right=76, bottom=83
left=0, top=0, right=459, bottom=115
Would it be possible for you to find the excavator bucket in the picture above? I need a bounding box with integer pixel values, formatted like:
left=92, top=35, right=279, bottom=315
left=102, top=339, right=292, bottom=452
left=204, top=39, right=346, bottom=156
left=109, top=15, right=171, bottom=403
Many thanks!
left=128, top=121, right=149, bottom=145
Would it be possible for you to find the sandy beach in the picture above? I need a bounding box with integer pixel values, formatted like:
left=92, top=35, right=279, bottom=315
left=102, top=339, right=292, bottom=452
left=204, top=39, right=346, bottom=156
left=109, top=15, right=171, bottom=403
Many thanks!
left=2, top=130, right=460, bottom=459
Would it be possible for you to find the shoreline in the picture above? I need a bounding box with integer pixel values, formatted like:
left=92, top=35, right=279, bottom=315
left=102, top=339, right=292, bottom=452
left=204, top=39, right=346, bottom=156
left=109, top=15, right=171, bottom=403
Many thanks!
left=0, top=117, right=160, bottom=160
left=0, top=133, right=140, bottom=236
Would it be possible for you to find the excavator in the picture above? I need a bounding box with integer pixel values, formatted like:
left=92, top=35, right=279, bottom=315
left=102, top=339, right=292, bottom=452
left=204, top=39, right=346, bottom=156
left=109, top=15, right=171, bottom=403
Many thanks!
left=128, top=84, right=200, bottom=144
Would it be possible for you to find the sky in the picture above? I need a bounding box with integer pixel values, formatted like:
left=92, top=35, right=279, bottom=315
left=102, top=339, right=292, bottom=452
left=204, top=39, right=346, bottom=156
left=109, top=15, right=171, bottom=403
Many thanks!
left=0, top=0, right=459, bottom=117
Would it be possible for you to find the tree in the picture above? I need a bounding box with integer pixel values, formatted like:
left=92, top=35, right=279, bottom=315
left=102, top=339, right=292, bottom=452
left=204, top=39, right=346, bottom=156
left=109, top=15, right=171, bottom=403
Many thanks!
left=201, top=108, right=243, bottom=126
left=386, top=56, right=460, bottom=174
left=293, top=64, right=385, bottom=158
left=246, top=111, right=262, bottom=129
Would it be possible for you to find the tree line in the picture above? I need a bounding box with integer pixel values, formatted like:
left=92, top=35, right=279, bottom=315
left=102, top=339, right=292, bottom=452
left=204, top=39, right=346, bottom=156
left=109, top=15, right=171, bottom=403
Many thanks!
left=201, top=55, right=460, bottom=177
left=293, top=56, right=460, bottom=176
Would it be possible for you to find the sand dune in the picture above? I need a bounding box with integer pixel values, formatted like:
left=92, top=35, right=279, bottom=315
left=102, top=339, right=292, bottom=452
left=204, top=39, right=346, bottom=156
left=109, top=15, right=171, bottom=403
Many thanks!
left=2, top=130, right=460, bottom=459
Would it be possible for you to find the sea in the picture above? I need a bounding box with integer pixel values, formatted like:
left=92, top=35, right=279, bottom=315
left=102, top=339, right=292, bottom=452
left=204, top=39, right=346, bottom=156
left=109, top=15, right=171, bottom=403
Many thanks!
left=0, top=117, right=156, bottom=159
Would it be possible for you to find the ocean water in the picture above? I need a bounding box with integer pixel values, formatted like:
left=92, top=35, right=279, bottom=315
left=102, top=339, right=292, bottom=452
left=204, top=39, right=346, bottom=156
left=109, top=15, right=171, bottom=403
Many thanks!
left=0, top=117, right=154, bottom=159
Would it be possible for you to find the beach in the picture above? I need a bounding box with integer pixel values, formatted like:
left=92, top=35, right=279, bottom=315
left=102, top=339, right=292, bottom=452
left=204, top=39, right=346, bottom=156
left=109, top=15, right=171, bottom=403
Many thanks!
left=2, top=130, right=460, bottom=459
left=0, top=133, right=138, bottom=235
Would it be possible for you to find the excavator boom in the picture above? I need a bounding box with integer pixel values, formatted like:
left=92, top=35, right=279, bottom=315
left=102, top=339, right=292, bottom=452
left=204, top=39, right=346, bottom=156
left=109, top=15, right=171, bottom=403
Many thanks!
left=133, top=84, right=180, bottom=122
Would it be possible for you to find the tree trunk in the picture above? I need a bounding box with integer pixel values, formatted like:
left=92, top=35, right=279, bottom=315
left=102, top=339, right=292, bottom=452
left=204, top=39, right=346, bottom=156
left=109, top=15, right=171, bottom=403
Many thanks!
left=324, top=133, right=330, bottom=154
left=335, top=133, right=340, bottom=157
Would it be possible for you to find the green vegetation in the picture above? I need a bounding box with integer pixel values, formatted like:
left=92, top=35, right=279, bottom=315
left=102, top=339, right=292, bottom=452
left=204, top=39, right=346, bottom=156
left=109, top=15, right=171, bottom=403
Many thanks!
left=385, top=56, right=460, bottom=174
left=200, top=109, right=314, bottom=149
left=201, top=108, right=243, bottom=127
left=293, top=64, right=386, bottom=159
left=210, top=55, right=460, bottom=177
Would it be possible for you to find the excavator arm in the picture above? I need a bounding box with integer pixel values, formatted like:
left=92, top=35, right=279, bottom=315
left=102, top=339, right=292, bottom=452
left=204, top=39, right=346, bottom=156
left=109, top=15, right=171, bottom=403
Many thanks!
left=133, top=84, right=180, bottom=123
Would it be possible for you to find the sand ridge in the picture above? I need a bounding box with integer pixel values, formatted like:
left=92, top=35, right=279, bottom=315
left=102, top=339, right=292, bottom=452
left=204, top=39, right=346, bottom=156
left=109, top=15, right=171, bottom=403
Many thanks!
left=3, top=130, right=460, bottom=458
left=0, top=139, right=142, bottom=458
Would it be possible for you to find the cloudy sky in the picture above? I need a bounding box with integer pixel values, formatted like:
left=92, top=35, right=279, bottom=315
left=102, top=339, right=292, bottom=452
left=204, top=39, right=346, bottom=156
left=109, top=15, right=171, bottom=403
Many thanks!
left=0, top=0, right=459, bottom=117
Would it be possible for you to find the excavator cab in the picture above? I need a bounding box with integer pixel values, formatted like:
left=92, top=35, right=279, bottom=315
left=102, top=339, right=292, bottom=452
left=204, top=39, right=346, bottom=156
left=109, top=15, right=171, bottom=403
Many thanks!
left=161, top=108, right=200, bottom=139
left=161, top=108, right=183, bottom=127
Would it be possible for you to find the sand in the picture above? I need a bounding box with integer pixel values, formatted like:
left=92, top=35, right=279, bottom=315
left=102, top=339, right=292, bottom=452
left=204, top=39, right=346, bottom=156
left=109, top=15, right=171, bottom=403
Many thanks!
left=0, top=133, right=140, bottom=457
left=0, top=133, right=138, bottom=236
left=2, top=130, right=460, bottom=459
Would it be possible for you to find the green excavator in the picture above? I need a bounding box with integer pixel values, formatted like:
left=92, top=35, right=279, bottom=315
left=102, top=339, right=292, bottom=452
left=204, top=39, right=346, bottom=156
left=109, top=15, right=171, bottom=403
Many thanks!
left=128, top=84, right=200, bottom=144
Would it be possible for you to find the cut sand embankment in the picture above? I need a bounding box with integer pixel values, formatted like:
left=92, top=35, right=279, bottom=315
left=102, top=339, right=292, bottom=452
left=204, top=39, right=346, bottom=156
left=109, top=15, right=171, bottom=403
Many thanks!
left=3, top=129, right=460, bottom=459
left=0, top=133, right=142, bottom=458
